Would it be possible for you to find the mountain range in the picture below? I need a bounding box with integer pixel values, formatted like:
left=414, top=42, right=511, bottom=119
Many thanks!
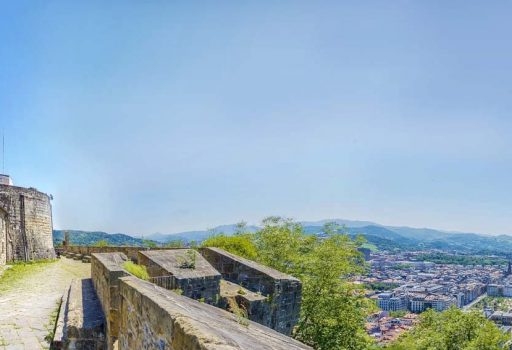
left=53, top=219, right=512, bottom=255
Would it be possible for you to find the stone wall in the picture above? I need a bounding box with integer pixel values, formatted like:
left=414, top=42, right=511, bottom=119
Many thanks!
left=0, top=184, right=55, bottom=263
left=117, top=275, right=311, bottom=350
left=200, top=247, right=302, bottom=335
left=91, top=252, right=129, bottom=349
left=138, top=249, right=221, bottom=304
left=65, top=245, right=173, bottom=262
left=52, top=278, right=106, bottom=350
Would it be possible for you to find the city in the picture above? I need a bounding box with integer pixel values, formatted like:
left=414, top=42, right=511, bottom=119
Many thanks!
left=360, top=250, right=512, bottom=344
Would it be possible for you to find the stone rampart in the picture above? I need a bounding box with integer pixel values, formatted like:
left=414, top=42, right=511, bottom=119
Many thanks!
left=138, top=249, right=221, bottom=304
left=52, top=278, right=106, bottom=349
left=65, top=246, right=172, bottom=262
left=200, top=247, right=302, bottom=335
left=91, top=252, right=129, bottom=349
left=118, top=275, right=311, bottom=350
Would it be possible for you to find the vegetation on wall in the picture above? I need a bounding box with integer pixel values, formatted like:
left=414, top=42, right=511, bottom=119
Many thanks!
left=122, top=261, right=149, bottom=281
left=202, top=233, right=258, bottom=260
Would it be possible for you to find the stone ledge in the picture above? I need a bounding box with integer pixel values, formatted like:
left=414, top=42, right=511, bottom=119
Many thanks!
left=52, top=278, right=106, bottom=350
left=118, top=276, right=311, bottom=350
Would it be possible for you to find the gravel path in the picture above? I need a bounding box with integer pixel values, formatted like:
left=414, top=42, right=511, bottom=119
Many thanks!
left=0, top=258, right=90, bottom=349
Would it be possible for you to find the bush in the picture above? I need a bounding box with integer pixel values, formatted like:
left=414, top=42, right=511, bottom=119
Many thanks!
left=201, top=234, right=257, bottom=260
left=122, top=261, right=149, bottom=280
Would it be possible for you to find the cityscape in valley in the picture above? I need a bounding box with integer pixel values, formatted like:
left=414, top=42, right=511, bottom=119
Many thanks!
left=360, top=249, right=512, bottom=344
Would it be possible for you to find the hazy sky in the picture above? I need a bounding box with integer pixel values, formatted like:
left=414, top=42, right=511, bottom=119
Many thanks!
left=1, top=1, right=511, bottom=235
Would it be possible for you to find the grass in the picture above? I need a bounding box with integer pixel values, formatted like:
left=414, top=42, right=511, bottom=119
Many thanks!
left=122, top=261, right=149, bottom=280
left=44, top=300, right=61, bottom=344
left=0, top=259, right=58, bottom=291
left=226, top=297, right=249, bottom=327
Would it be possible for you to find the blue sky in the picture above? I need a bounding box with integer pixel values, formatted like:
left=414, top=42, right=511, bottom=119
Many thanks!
left=1, top=1, right=511, bottom=235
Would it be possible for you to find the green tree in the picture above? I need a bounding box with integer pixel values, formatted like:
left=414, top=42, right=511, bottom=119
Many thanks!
left=164, top=240, right=184, bottom=248
left=254, top=216, right=306, bottom=274
left=201, top=217, right=376, bottom=349
left=142, top=239, right=157, bottom=248
left=386, top=307, right=509, bottom=350
left=201, top=234, right=257, bottom=260
left=94, top=239, right=109, bottom=247
left=293, top=223, right=374, bottom=349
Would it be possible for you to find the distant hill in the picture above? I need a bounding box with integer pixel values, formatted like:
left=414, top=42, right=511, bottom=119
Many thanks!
left=52, top=230, right=154, bottom=247
left=145, top=225, right=260, bottom=243
left=53, top=219, right=512, bottom=255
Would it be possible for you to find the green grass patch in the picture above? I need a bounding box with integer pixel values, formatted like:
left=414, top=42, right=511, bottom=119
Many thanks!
left=44, top=300, right=61, bottom=344
left=0, top=259, right=58, bottom=291
left=122, top=261, right=149, bottom=280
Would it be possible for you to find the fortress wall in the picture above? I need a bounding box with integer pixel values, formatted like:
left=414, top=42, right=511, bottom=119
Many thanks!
left=91, top=253, right=129, bottom=350
left=0, top=185, right=55, bottom=262
left=117, top=275, right=312, bottom=350
left=65, top=246, right=173, bottom=262
left=200, top=247, right=302, bottom=335
left=138, top=250, right=221, bottom=304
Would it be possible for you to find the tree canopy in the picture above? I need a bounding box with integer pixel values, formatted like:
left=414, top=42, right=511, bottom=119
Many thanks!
left=202, top=217, right=374, bottom=349
left=385, top=307, right=509, bottom=350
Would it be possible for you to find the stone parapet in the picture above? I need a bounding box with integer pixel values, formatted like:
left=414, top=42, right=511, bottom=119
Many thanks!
left=200, top=247, right=302, bottom=335
left=52, top=278, right=106, bottom=350
left=118, top=275, right=312, bottom=350
left=64, top=246, right=173, bottom=262
left=91, top=253, right=129, bottom=349
left=138, top=249, right=221, bottom=304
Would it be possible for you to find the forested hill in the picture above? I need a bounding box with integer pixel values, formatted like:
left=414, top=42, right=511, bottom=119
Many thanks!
left=53, top=219, right=512, bottom=255
left=52, top=230, right=152, bottom=246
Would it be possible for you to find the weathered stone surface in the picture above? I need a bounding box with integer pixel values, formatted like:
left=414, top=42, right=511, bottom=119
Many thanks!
left=118, top=276, right=311, bottom=350
left=200, top=247, right=302, bottom=335
left=0, top=184, right=55, bottom=264
left=65, top=246, right=169, bottom=262
left=91, top=253, right=129, bottom=350
left=219, top=280, right=271, bottom=326
left=53, top=278, right=106, bottom=350
left=138, top=249, right=221, bottom=304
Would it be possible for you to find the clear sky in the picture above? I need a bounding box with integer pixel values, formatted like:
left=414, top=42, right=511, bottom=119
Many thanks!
left=1, top=1, right=511, bottom=235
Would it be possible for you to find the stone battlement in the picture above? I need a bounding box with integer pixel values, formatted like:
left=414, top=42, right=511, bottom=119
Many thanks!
left=200, top=247, right=302, bottom=335
left=75, top=250, right=308, bottom=350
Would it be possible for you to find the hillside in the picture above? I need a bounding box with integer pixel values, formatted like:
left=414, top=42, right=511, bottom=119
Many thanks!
left=52, top=230, right=154, bottom=247
left=53, top=219, right=512, bottom=255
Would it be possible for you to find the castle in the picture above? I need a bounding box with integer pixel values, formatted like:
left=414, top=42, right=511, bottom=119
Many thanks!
left=0, top=174, right=55, bottom=264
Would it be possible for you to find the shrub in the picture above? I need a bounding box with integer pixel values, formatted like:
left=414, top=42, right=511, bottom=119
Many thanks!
left=122, top=261, right=149, bottom=280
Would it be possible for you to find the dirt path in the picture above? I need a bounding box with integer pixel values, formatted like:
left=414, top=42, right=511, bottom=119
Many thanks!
left=0, top=258, right=90, bottom=350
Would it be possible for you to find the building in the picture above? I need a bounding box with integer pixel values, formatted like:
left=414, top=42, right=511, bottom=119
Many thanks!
left=490, top=311, right=512, bottom=326
left=409, top=295, right=426, bottom=313
left=0, top=177, right=55, bottom=264
left=426, top=295, right=456, bottom=312
left=488, top=284, right=504, bottom=297
left=377, top=293, right=407, bottom=311
left=503, top=285, right=512, bottom=297
left=0, top=175, right=13, bottom=186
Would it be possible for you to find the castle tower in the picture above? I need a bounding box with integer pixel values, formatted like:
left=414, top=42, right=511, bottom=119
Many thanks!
left=0, top=177, right=55, bottom=264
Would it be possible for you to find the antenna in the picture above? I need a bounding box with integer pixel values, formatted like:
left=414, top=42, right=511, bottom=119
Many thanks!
left=2, top=132, right=4, bottom=174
